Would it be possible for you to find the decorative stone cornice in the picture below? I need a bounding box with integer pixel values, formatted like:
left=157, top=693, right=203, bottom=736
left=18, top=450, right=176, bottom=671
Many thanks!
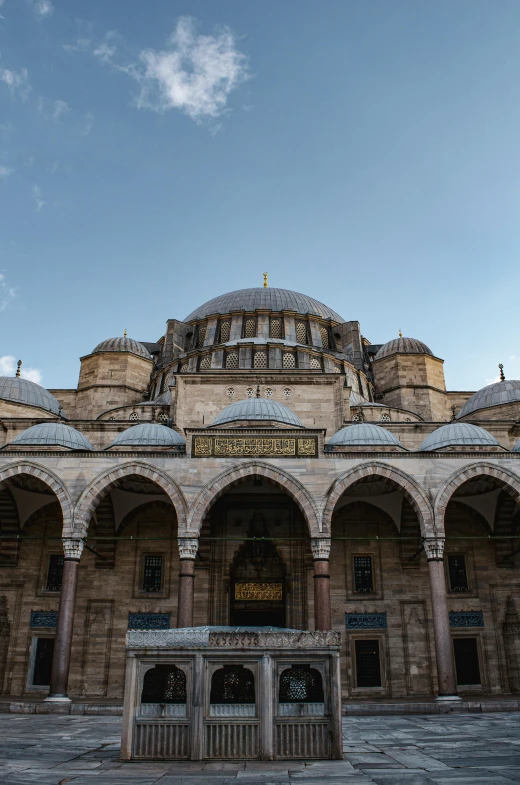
left=126, top=626, right=341, bottom=649
left=178, top=537, right=199, bottom=560
left=423, top=537, right=445, bottom=561
left=310, top=537, right=331, bottom=561
left=62, top=538, right=84, bottom=561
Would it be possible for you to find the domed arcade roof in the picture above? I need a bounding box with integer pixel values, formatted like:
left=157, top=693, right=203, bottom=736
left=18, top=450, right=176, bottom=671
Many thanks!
left=9, top=423, right=93, bottom=450
left=109, top=422, right=186, bottom=448
left=456, top=380, right=520, bottom=419
left=212, top=397, right=303, bottom=428
left=92, top=336, right=151, bottom=359
left=419, top=423, right=500, bottom=451
left=374, top=337, right=433, bottom=360
left=327, top=423, right=403, bottom=448
left=0, top=377, right=63, bottom=416
left=185, top=288, right=344, bottom=323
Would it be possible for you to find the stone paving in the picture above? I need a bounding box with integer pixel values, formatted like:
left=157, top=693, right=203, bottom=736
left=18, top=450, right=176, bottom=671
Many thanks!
left=1, top=713, right=520, bottom=784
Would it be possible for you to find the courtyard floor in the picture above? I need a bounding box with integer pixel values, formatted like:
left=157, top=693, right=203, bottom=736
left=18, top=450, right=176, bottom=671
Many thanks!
left=1, top=713, right=520, bottom=785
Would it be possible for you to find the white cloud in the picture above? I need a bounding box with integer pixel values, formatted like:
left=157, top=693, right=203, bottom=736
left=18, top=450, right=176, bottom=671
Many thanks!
left=32, top=0, right=53, bottom=17
left=52, top=99, right=69, bottom=122
left=32, top=184, right=46, bottom=212
left=63, top=37, right=91, bottom=54
left=0, top=355, right=42, bottom=384
left=0, top=272, right=16, bottom=311
left=81, top=111, right=94, bottom=136
left=0, top=165, right=14, bottom=181
left=1, top=68, right=31, bottom=101
left=136, top=17, right=249, bottom=122
left=93, top=39, right=117, bottom=64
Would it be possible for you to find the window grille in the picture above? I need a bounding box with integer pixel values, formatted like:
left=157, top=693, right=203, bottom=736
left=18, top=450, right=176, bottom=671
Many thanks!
left=319, top=326, right=329, bottom=348
left=225, top=352, right=239, bottom=369
left=180, top=363, right=189, bottom=373
left=199, top=355, right=211, bottom=370
left=270, top=317, right=282, bottom=339
left=296, top=321, right=307, bottom=344
left=354, top=556, right=374, bottom=593
left=352, top=413, right=362, bottom=422
left=156, top=413, right=168, bottom=423
left=244, top=317, right=256, bottom=338
left=196, top=324, right=206, bottom=348
left=246, top=387, right=254, bottom=397
left=142, top=555, right=163, bottom=592
left=279, top=665, right=324, bottom=703
left=283, top=387, right=291, bottom=398
left=310, top=356, right=322, bottom=370
left=380, top=414, right=391, bottom=422
left=265, top=387, right=273, bottom=397
left=108, top=416, right=115, bottom=421
left=355, top=640, right=382, bottom=688
left=219, top=320, right=231, bottom=343
left=333, top=365, right=341, bottom=373
left=254, top=351, right=268, bottom=369
left=448, top=554, right=469, bottom=592
left=141, top=664, right=186, bottom=704
left=227, top=388, right=235, bottom=398
left=46, top=555, right=64, bottom=591
left=129, top=412, right=139, bottom=421
left=210, top=665, right=255, bottom=704
left=282, top=353, right=296, bottom=370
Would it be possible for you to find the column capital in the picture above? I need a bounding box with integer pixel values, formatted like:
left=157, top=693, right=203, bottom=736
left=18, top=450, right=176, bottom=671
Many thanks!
left=62, top=538, right=84, bottom=561
left=423, top=537, right=445, bottom=561
left=310, top=537, right=331, bottom=561
left=178, top=536, right=199, bottom=560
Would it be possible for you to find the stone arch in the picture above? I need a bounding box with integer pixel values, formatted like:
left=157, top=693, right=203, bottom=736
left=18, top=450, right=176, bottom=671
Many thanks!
left=322, top=461, right=434, bottom=537
left=435, top=462, right=520, bottom=524
left=0, top=461, right=73, bottom=533
left=187, top=461, right=321, bottom=537
left=73, top=461, right=188, bottom=538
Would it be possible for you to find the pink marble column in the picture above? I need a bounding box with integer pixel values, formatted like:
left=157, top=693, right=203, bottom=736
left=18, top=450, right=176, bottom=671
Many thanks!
left=311, top=538, right=332, bottom=631
left=424, top=537, right=459, bottom=700
left=177, top=537, right=198, bottom=628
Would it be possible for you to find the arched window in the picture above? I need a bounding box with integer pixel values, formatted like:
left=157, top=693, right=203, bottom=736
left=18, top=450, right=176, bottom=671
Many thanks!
left=279, top=665, right=324, bottom=703
left=226, top=352, right=239, bottom=369
left=270, top=317, right=282, bottom=339
left=210, top=665, right=255, bottom=705
left=296, top=321, right=308, bottom=344
left=319, top=326, right=329, bottom=348
left=283, top=353, right=296, bottom=369
left=196, top=324, right=206, bottom=348
left=310, top=356, right=322, bottom=371
left=254, top=351, right=268, bottom=369
left=219, top=320, right=231, bottom=343
left=199, top=355, right=212, bottom=370
left=243, top=317, right=256, bottom=339
left=141, top=664, right=186, bottom=704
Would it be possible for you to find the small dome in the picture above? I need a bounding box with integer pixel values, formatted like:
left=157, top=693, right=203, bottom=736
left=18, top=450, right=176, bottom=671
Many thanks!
left=419, top=423, right=500, bottom=451
left=212, top=397, right=303, bottom=428
left=9, top=423, right=93, bottom=450
left=185, top=287, right=344, bottom=322
left=457, top=380, right=520, bottom=419
left=0, top=377, right=63, bottom=416
left=109, top=422, right=186, bottom=448
left=327, top=423, right=403, bottom=448
left=92, top=336, right=151, bottom=359
left=374, top=337, right=433, bottom=360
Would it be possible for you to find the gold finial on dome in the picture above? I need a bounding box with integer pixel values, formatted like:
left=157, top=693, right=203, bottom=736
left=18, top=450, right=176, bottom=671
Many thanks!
left=124, top=329, right=127, bottom=338
left=263, top=272, right=268, bottom=288
left=499, top=363, right=505, bottom=381
left=15, top=360, right=22, bottom=378
left=399, top=329, right=403, bottom=338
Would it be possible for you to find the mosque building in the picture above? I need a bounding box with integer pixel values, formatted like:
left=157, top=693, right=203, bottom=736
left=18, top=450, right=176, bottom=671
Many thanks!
left=1, top=281, right=520, bottom=707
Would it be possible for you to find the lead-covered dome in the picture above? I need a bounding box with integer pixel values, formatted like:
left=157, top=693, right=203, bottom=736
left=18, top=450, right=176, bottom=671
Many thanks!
left=419, top=423, right=500, bottom=451
left=9, top=423, right=93, bottom=450
left=185, top=288, right=344, bottom=322
left=212, top=397, right=303, bottom=428
left=0, top=377, right=63, bottom=416
left=374, top=337, right=433, bottom=360
left=108, top=422, right=186, bottom=448
left=456, top=380, right=520, bottom=419
left=92, top=336, right=151, bottom=359
left=327, top=423, right=403, bottom=448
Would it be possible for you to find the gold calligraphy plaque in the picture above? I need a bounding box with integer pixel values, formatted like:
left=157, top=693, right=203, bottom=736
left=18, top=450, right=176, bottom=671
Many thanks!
left=297, top=438, right=317, bottom=456
left=193, top=437, right=212, bottom=456
left=234, top=582, right=283, bottom=601
left=192, top=435, right=317, bottom=458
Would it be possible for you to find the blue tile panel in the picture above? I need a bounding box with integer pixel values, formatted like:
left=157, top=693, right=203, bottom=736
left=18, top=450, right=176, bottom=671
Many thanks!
left=345, top=612, right=387, bottom=630
left=449, top=611, right=484, bottom=628
left=30, top=610, right=58, bottom=628
left=128, top=612, right=171, bottom=630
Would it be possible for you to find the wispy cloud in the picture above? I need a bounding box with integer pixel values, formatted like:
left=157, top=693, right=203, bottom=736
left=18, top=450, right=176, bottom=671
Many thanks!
left=81, top=111, right=94, bottom=136
left=52, top=99, right=69, bottom=122
left=0, top=165, right=14, bottom=181
left=63, top=37, right=91, bottom=54
left=32, top=184, right=46, bottom=211
left=1, top=68, right=31, bottom=101
left=0, top=273, right=16, bottom=311
left=0, top=355, right=42, bottom=384
left=32, top=0, right=53, bottom=17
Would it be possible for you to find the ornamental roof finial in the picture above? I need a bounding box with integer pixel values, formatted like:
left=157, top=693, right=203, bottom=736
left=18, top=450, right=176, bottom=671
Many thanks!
left=399, top=329, right=403, bottom=338
left=263, top=272, right=268, bottom=288
left=256, top=384, right=261, bottom=398
left=15, top=360, right=22, bottom=378
left=124, top=329, right=127, bottom=338
left=499, top=363, right=505, bottom=381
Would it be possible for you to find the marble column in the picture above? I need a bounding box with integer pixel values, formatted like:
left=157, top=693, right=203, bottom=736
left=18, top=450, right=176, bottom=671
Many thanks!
left=45, top=538, right=84, bottom=702
left=424, top=537, right=459, bottom=700
left=311, top=538, right=332, bottom=631
left=177, top=537, right=198, bottom=628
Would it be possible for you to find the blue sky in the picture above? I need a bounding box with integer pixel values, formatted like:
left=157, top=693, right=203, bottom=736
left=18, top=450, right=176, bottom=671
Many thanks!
left=1, top=0, right=519, bottom=391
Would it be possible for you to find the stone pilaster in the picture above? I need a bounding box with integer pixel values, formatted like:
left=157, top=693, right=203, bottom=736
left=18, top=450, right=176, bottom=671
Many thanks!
left=177, top=537, right=199, bottom=628
left=311, top=538, right=332, bottom=631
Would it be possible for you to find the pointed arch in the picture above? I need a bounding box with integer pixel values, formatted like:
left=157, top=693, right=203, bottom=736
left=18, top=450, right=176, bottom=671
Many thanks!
left=187, top=461, right=321, bottom=537
left=322, top=461, right=434, bottom=537
left=435, top=462, right=520, bottom=523
left=0, top=461, right=73, bottom=533
left=73, top=461, right=188, bottom=537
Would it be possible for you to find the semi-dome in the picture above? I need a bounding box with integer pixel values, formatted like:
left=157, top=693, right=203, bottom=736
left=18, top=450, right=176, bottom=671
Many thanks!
left=374, top=337, right=433, bottom=361
left=0, top=377, right=63, bottom=416
left=109, top=422, right=186, bottom=448
left=212, top=397, right=303, bottom=428
left=9, top=423, right=93, bottom=450
left=456, top=380, right=520, bottom=419
left=185, top=288, right=344, bottom=323
left=92, top=336, right=151, bottom=359
left=419, top=423, right=500, bottom=451
left=327, top=423, right=403, bottom=448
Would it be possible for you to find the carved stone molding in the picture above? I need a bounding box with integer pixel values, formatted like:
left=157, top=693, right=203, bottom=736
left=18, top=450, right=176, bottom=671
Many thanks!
left=178, top=537, right=199, bottom=560
left=127, top=627, right=210, bottom=648
left=126, top=627, right=341, bottom=649
left=62, top=538, right=84, bottom=561
left=310, top=538, right=331, bottom=561
left=423, top=537, right=445, bottom=561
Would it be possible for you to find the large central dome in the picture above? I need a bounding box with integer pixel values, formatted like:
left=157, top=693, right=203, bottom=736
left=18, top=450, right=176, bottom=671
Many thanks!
left=184, top=288, right=344, bottom=323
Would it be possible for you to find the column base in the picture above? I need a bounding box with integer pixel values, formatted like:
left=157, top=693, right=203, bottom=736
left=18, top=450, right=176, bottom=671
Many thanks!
left=44, top=695, right=72, bottom=703
left=435, top=694, right=462, bottom=702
